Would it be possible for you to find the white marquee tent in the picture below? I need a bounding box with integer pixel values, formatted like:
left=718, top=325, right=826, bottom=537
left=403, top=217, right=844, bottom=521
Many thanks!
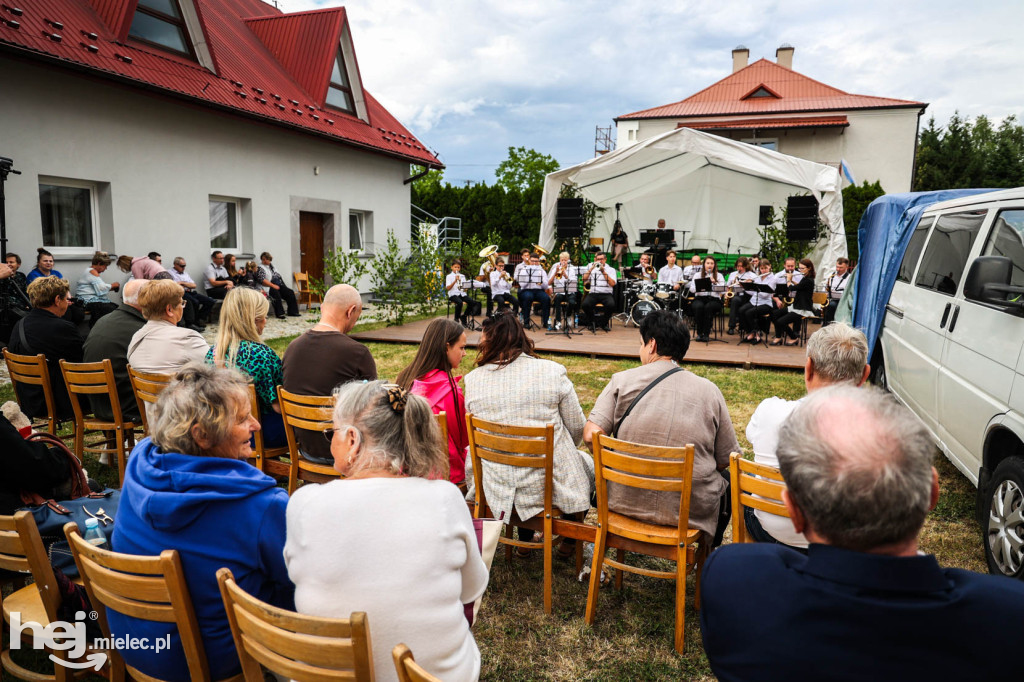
left=538, top=127, right=847, bottom=275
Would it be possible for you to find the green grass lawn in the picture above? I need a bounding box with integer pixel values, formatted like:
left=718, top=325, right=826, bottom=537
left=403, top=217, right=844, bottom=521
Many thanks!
left=2, top=335, right=986, bottom=682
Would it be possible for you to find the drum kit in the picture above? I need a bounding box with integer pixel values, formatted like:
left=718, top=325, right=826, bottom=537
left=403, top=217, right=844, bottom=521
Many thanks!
left=624, top=281, right=681, bottom=325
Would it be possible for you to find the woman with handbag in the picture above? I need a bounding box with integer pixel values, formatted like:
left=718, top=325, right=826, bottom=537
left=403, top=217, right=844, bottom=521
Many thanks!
left=396, top=318, right=469, bottom=485
left=285, top=380, right=488, bottom=682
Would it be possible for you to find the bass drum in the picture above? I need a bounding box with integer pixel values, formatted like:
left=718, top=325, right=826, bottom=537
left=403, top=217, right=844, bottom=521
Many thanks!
left=630, top=299, right=661, bottom=324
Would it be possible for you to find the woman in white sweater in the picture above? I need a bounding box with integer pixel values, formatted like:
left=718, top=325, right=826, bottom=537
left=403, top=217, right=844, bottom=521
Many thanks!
left=285, top=381, right=488, bottom=682
left=127, top=279, right=209, bottom=375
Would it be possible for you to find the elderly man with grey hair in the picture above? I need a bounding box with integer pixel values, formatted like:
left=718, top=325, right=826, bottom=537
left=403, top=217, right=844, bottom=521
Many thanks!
left=743, top=322, right=870, bottom=549
left=282, top=284, right=377, bottom=463
left=83, top=278, right=148, bottom=425
left=701, top=385, right=1024, bottom=681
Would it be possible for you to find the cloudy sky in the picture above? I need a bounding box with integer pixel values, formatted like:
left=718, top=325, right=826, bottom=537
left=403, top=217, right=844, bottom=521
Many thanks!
left=285, top=0, right=1023, bottom=185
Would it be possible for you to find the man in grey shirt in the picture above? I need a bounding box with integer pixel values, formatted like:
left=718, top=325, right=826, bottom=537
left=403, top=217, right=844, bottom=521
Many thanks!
left=202, top=250, right=234, bottom=300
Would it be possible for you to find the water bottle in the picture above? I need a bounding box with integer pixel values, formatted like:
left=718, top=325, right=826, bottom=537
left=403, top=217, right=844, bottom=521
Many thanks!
left=83, top=517, right=107, bottom=548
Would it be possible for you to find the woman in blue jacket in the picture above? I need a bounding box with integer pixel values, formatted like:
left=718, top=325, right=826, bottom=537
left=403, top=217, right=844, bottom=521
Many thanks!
left=110, top=363, right=293, bottom=681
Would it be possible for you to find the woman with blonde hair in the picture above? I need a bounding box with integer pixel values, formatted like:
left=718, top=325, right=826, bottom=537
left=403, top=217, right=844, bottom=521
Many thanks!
left=285, top=380, right=487, bottom=681
left=396, top=318, right=469, bottom=484
left=206, top=287, right=285, bottom=446
left=127, top=279, right=208, bottom=376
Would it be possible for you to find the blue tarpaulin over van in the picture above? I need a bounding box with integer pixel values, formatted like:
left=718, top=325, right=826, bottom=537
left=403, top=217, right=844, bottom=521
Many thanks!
left=852, top=189, right=998, bottom=361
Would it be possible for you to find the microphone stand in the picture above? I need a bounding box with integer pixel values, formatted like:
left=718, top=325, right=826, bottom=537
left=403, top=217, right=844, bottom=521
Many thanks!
left=0, top=157, right=30, bottom=344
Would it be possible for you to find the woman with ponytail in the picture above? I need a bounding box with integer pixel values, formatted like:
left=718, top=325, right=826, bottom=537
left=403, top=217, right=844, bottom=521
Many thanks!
left=284, top=380, right=488, bottom=681
left=396, top=318, right=469, bottom=484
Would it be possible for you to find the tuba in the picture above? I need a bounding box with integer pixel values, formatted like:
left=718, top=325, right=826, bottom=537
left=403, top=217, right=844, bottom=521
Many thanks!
left=476, top=245, right=498, bottom=282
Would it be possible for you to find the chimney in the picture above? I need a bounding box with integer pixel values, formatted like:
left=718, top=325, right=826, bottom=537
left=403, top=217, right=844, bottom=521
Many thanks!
left=776, top=43, right=794, bottom=69
left=732, top=45, right=749, bottom=73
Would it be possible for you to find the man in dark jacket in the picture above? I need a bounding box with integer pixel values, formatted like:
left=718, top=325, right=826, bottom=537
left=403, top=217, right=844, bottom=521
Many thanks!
left=83, top=279, right=147, bottom=423
left=8, top=276, right=83, bottom=421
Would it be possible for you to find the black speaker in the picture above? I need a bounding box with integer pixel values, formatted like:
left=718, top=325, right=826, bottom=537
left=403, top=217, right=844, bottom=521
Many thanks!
left=786, top=195, right=819, bottom=241
left=758, top=205, right=773, bottom=226
left=556, top=197, right=584, bottom=238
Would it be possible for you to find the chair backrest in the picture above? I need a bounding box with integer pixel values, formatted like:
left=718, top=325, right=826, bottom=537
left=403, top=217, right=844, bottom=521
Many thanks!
left=812, top=291, right=829, bottom=306
left=588, top=237, right=604, bottom=247
left=3, top=349, right=58, bottom=432
left=277, top=385, right=334, bottom=456
left=465, top=413, right=554, bottom=518
left=64, top=522, right=212, bottom=680
left=592, top=434, right=695, bottom=538
left=217, top=567, right=375, bottom=682
left=435, top=411, right=448, bottom=464
left=729, top=453, right=790, bottom=544
left=0, top=511, right=62, bottom=623
left=60, top=358, right=126, bottom=426
left=293, top=272, right=309, bottom=289
left=393, top=644, right=439, bottom=682
left=127, top=365, right=173, bottom=435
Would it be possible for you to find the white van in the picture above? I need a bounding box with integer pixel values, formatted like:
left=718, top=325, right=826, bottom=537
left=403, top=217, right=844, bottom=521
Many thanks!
left=874, top=187, right=1024, bottom=578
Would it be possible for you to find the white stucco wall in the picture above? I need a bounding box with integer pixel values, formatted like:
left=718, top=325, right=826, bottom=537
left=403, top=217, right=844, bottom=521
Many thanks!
left=1, top=57, right=413, bottom=295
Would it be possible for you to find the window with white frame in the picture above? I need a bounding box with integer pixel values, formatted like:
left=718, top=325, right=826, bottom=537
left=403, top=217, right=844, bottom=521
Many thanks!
left=742, top=138, right=778, bottom=151
left=209, top=197, right=240, bottom=250
left=39, top=178, right=98, bottom=251
left=349, top=211, right=365, bottom=250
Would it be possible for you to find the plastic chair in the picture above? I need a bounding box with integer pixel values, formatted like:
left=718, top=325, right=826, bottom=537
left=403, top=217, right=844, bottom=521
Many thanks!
left=59, top=359, right=141, bottom=486
left=585, top=434, right=706, bottom=653
left=393, top=644, right=440, bottom=682
left=217, top=568, right=374, bottom=682
left=127, top=366, right=173, bottom=436
left=729, top=453, right=790, bottom=544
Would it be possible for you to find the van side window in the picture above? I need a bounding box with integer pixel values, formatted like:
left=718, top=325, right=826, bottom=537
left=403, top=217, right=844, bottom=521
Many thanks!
left=914, top=211, right=987, bottom=295
left=897, top=217, right=933, bottom=282
left=982, top=209, right=1024, bottom=294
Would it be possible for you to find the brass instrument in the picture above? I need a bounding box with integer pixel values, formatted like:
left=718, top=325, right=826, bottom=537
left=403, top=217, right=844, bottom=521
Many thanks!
left=477, top=245, right=498, bottom=282
left=532, top=244, right=549, bottom=258
left=643, top=263, right=656, bottom=279
left=783, top=271, right=795, bottom=306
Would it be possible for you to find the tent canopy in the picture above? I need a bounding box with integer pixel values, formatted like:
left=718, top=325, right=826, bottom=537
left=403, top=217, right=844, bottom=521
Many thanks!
left=539, top=127, right=847, bottom=276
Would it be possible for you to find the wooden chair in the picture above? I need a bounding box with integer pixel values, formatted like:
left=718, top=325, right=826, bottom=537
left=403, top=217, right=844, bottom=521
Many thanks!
left=3, top=349, right=65, bottom=437
left=393, top=644, right=440, bottom=682
left=588, top=237, right=604, bottom=252
left=584, top=434, right=706, bottom=653
left=64, top=523, right=241, bottom=682
left=59, top=359, right=141, bottom=486
left=127, top=366, right=173, bottom=436
left=250, top=384, right=290, bottom=478
left=2, top=511, right=102, bottom=681
left=293, top=272, right=321, bottom=310
left=217, top=568, right=375, bottom=682
left=729, top=453, right=790, bottom=544
left=801, top=291, right=831, bottom=342
left=466, top=413, right=581, bottom=614
left=277, top=386, right=339, bottom=494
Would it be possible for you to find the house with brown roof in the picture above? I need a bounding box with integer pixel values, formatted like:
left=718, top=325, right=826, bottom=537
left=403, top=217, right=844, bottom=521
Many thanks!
left=615, top=45, right=927, bottom=193
left=0, top=0, right=441, bottom=293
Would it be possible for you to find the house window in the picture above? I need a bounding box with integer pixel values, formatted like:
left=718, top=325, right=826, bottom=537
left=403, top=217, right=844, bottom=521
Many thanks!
left=742, top=138, right=778, bottom=151
left=747, top=87, right=775, bottom=98
left=39, top=178, right=98, bottom=251
left=349, top=212, right=363, bottom=250
left=129, top=0, right=195, bottom=58
left=210, top=198, right=239, bottom=250
left=325, top=51, right=355, bottom=114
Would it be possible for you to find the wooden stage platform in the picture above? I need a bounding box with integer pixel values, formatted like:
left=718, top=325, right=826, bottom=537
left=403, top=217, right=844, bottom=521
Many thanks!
left=351, top=315, right=807, bottom=370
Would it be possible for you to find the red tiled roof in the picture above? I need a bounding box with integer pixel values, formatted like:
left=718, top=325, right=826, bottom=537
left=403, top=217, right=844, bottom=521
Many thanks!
left=678, top=115, right=849, bottom=130
left=618, top=58, right=925, bottom=120
left=0, top=0, right=442, bottom=168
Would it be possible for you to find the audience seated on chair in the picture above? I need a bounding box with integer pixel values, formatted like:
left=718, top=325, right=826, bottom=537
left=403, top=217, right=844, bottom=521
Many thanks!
left=8, top=276, right=82, bottom=421
left=745, top=322, right=870, bottom=549
left=700, top=385, right=1024, bottom=681
left=463, top=312, right=593, bottom=554
left=110, top=364, right=293, bottom=682
left=282, top=283, right=376, bottom=464
left=0, top=408, right=77, bottom=515
left=83, top=279, right=147, bottom=424
left=284, top=380, right=488, bottom=682
left=584, top=310, right=739, bottom=547
left=398, top=318, right=469, bottom=485
left=74, top=251, right=121, bottom=327
left=127, top=279, right=209, bottom=376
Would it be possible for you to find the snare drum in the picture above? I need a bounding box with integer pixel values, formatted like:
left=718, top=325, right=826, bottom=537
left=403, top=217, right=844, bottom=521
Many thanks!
left=655, top=282, right=676, bottom=300
left=637, top=282, right=657, bottom=302
left=630, top=299, right=660, bottom=323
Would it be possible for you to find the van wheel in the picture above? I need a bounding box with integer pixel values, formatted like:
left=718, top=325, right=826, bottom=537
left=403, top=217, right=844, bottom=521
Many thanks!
left=984, top=457, right=1024, bottom=579
left=869, top=347, right=887, bottom=391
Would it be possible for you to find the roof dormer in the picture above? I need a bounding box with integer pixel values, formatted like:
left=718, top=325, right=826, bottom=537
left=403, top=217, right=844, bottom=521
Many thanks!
left=742, top=84, right=781, bottom=100
left=85, top=0, right=217, bottom=71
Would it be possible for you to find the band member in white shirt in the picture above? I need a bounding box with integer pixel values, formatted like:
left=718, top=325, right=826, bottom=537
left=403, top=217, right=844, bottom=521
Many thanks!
left=657, top=250, right=684, bottom=290
left=478, top=261, right=494, bottom=318
left=547, top=251, right=579, bottom=327
left=823, top=257, right=851, bottom=325
left=580, top=252, right=617, bottom=328
left=512, top=248, right=532, bottom=283
left=489, top=259, right=518, bottom=314
left=445, top=261, right=479, bottom=326
left=740, top=259, right=777, bottom=343
left=515, top=253, right=550, bottom=329
left=772, top=257, right=804, bottom=312
left=684, top=254, right=703, bottom=282
left=726, top=257, right=756, bottom=335
left=626, top=252, right=656, bottom=282
left=689, top=256, right=726, bottom=342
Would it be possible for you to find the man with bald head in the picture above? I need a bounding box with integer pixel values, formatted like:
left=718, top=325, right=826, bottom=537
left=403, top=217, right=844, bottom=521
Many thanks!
left=701, top=385, right=1024, bottom=681
left=282, top=284, right=377, bottom=462
left=83, top=278, right=148, bottom=423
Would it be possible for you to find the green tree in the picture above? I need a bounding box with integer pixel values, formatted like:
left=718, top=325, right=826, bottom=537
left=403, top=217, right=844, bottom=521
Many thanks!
left=914, top=112, right=1024, bottom=190
left=841, top=180, right=885, bottom=261
left=494, top=146, right=560, bottom=193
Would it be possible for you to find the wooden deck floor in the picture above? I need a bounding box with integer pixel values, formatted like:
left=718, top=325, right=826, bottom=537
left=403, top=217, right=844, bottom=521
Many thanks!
left=351, top=315, right=807, bottom=370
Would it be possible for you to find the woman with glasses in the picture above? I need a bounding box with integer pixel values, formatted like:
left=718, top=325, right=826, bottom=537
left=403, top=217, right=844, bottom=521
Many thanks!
left=127, top=279, right=209, bottom=376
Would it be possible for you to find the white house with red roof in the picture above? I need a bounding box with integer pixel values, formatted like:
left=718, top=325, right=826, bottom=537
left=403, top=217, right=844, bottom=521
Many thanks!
left=616, top=46, right=927, bottom=193
left=0, top=0, right=440, bottom=293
